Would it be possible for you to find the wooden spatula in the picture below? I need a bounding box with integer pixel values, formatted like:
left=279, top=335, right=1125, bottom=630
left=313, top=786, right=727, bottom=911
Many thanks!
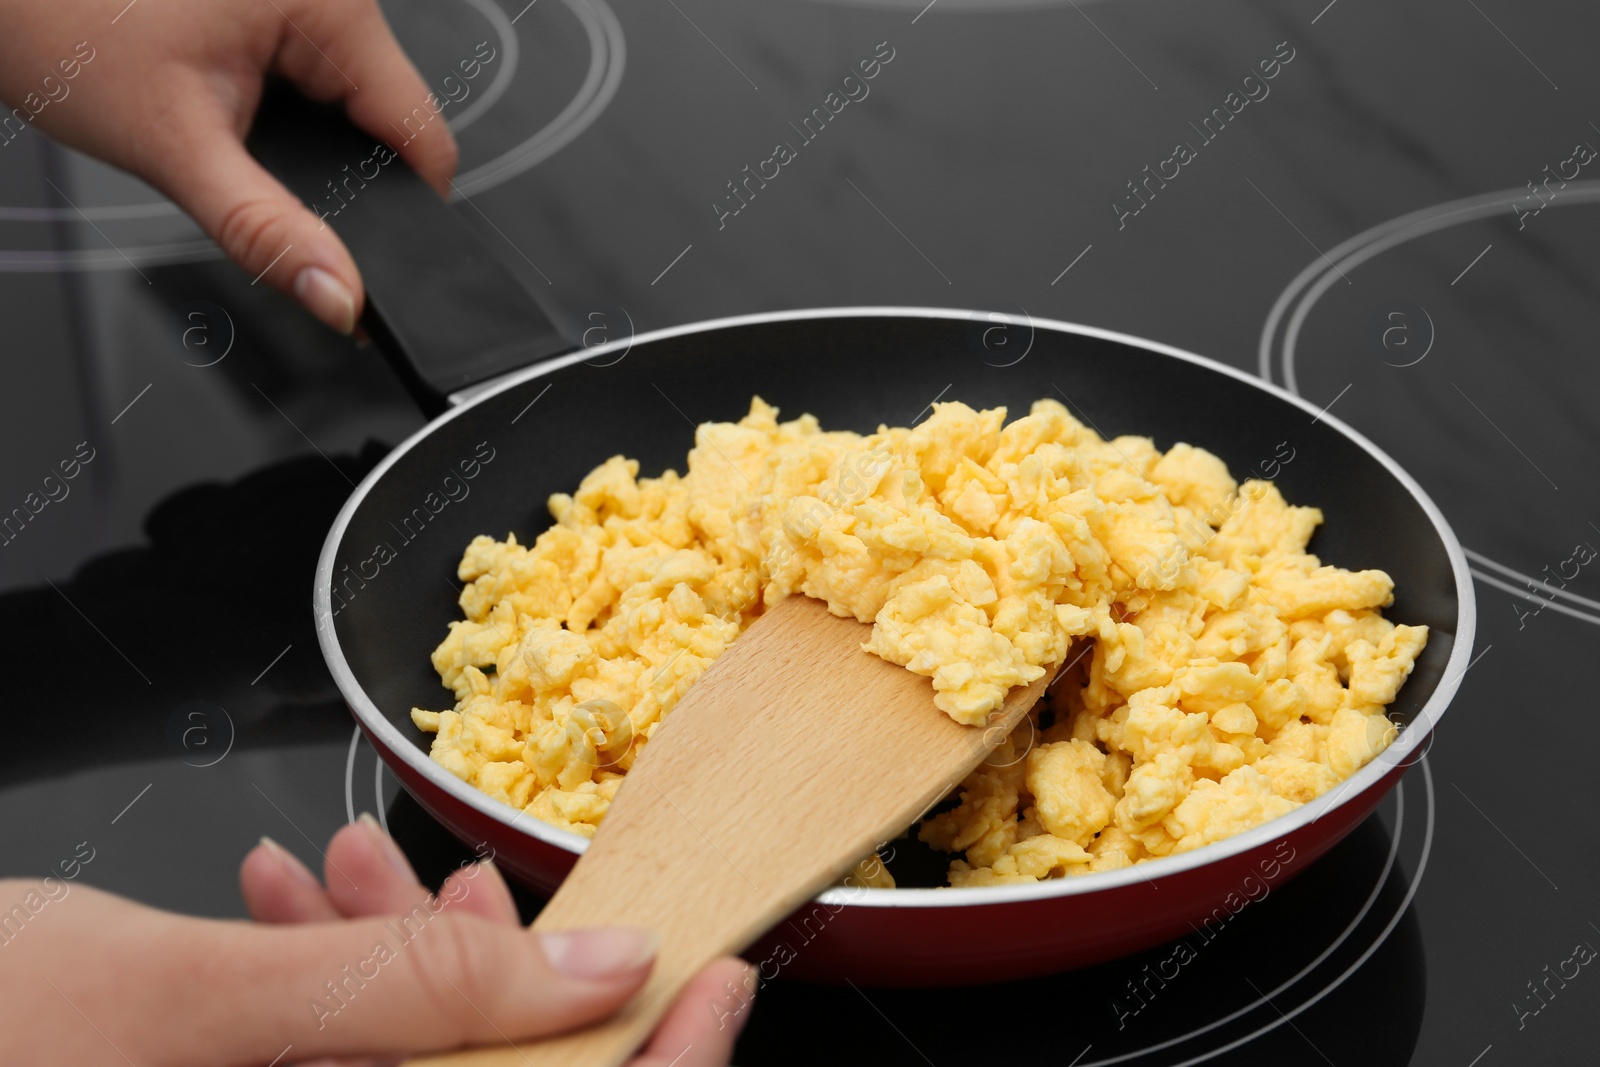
left=413, top=594, right=1057, bottom=1067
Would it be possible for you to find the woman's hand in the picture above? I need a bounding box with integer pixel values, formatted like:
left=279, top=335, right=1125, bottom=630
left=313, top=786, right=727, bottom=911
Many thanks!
left=0, top=816, right=753, bottom=1066
left=0, top=0, right=460, bottom=333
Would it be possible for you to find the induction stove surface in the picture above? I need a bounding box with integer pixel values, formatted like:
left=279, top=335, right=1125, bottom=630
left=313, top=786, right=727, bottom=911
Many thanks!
left=2, top=1, right=1596, bottom=1064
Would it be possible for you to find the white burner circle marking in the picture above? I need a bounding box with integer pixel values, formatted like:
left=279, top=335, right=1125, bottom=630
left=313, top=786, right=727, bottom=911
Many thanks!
left=450, top=0, right=521, bottom=135
left=344, top=724, right=361, bottom=826
left=1257, top=183, right=1600, bottom=627
left=1074, top=766, right=1428, bottom=1065
left=0, top=0, right=623, bottom=271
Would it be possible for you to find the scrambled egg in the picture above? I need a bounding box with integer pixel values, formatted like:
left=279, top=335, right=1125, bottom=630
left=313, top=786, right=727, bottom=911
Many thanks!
left=412, top=397, right=1427, bottom=887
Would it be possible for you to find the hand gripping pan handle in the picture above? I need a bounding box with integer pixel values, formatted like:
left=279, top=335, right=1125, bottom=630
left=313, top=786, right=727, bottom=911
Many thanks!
left=247, top=82, right=570, bottom=414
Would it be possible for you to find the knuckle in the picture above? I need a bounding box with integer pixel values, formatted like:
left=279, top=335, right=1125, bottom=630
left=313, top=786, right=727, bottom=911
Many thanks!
left=214, top=198, right=295, bottom=276
left=404, top=912, right=499, bottom=1038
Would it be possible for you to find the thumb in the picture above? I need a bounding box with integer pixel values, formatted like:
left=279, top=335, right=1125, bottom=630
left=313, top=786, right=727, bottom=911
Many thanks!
left=150, top=100, right=363, bottom=334
left=218, top=914, right=657, bottom=1061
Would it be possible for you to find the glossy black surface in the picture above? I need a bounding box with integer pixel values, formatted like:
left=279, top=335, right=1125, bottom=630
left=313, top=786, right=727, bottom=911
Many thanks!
left=3, top=1, right=1597, bottom=1063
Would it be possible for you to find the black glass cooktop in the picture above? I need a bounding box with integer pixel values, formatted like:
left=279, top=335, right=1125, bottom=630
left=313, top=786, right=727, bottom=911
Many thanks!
left=3, top=1, right=1597, bottom=1064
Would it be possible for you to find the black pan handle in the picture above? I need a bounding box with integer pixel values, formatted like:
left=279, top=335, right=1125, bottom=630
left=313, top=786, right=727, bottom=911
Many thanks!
left=246, top=82, right=571, bottom=414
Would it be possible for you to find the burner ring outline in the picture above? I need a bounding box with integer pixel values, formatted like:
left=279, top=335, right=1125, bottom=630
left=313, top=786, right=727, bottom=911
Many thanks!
left=0, top=0, right=624, bottom=270
left=1258, top=183, right=1600, bottom=627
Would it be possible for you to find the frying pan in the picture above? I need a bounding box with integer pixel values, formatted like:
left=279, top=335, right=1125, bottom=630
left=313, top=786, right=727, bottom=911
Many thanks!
left=251, top=88, right=1476, bottom=986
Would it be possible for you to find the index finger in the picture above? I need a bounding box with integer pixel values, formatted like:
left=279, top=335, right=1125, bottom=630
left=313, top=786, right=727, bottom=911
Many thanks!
left=266, top=0, right=459, bottom=195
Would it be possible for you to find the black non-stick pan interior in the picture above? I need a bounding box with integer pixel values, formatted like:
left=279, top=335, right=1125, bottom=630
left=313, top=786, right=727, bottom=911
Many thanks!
left=327, top=313, right=1459, bottom=753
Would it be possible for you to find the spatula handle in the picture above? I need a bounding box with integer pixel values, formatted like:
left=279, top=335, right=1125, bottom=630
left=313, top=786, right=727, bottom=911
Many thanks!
left=408, top=934, right=712, bottom=1067
left=406, top=798, right=769, bottom=1067
left=408, top=739, right=797, bottom=1067
left=410, top=597, right=1048, bottom=1067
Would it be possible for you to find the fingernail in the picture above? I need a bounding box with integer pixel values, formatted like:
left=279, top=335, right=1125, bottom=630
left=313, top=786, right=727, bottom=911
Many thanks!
left=293, top=266, right=356, bottom=334
left=259, top=835, right=322, bottom=892
left=540, top=927, right=659, bottom=979
left=357, top=812, right=416, bottom=880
